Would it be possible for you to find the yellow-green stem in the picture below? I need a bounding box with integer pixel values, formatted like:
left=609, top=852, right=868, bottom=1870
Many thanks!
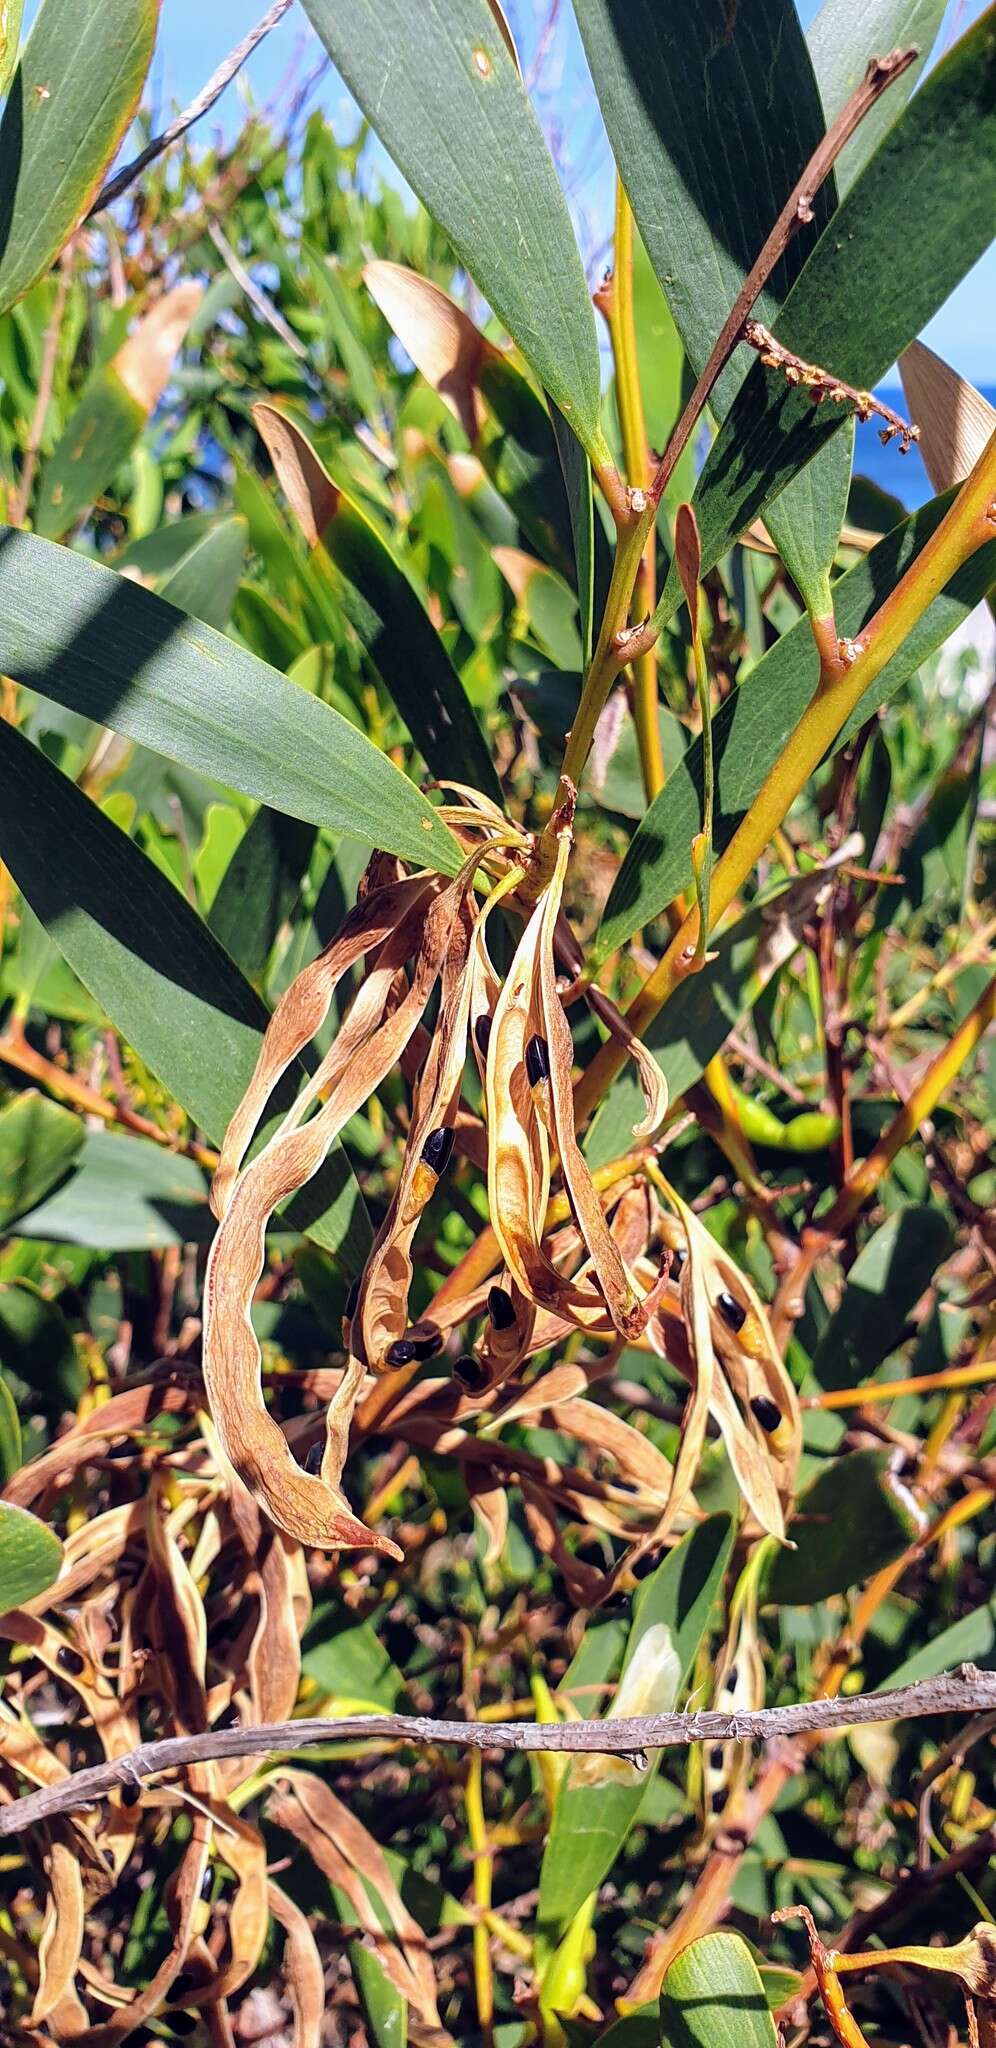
left=574, top=430, right=996, bottom=1124
left=466, top=1749, right=495, bottom=2042
left=606, top=178, right=664, bottom=802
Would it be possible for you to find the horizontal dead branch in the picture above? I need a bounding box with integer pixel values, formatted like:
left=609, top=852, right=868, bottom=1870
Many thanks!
left=2, top=1664, right=995, bottom=1837
left=744, top=320, right=920, bottom=451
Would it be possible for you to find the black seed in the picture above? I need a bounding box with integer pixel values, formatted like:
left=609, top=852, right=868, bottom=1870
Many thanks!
left=671, top=1248, right=686, bottom=1271
left=57, top=1646, right=85, bottom=1676
left=709, top=1746, right=725, bottom=1769
left=410, top=1327, right=443, bottom=1360
left=724, top=1664, right=738, bottom=1691
left=421, top=1125, right=454, bottom=1175
left=304, top=1441, right=323, bottom=1475
left=716, top=1289, right=747, bottom=1334
left=120, top=1779, right=141, bottom=1808
left=345, top=1278, right=360, bottom=1320
left=525, top=1034, right=550, bottom=1086
left=385, top=1338, right=417, bottom=1367
left=631, top=1549, right=660, bottom=1581
left=474, top=1014, right=492, bottom=1057
left=711, top=1789, right=727, bottom=1814
left=214, top=1704, right=240, bottom=1731
left=487, top=1287, right=517, bottom=1331
left=171, top=1976, right=197, bottom=2003
left=750, top=1395, right=782, bottom=1433
left=200, top=1866, right=214, bottom=1900
left=454, top=1354, right=489, bottom=1393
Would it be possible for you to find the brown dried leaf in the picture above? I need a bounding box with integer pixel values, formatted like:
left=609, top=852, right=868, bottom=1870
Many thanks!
left=252, top=399, right=340, bottom=545
left=267, top=1882, right=325, bottom=2048
left=674, top=502, right=701, bottom=640
left=114, top=283, right=202, bottom=413
left=900, top=341, right=996, bottom=495
left=29, top=1833, right=85, bottom=2029
left=363, top=261, right=501, bottom=444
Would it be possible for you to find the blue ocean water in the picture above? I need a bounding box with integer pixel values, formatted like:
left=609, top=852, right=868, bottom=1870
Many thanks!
left=854, top=386, right=996, bottom=510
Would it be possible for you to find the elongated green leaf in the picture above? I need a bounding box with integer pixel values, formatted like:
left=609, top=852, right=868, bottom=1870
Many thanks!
left=574, top=0, right=834, bottom=423
left=596, top=489, right=996, bottom=960
left=538, top=1516, right=733, bottom=1936
left=550, top=405, right=595, bottom=666
left=765, top=1449, right=919, bottom=1605
left=0, top=1372, right=21, bottom=1482
left=807, top=0, right=945, bottom=196
left=300, top=0, right=604, bottom=459
left=34, top=284, right=200, bottom=539
left=883, top=1600, right=996, bottom=1691
left=677, top=11, right=996, bottom=606
left=209, top=809, right=316, bottom=982
left=0, top=1091, right=83, bottom=1229
left=811, top=1206, right=953, bottom=1392
left=13, top=1130, right=213, bottom=1251
left=572, top=0, right=856, bottom=609
left=0, top=1280, right=82, bottom=1407
left=0, top=0, right=159, bottom=318
left=157, top=514, right=248, bottom=631
left=252, top=405, right=502, bottom=805
left=0, top=718, right=371, bottom=1266
left=302, top=1613, right=408, bottom=1711
left=0, top=529, right=461, bottom=873
left=0, top=1500, right=63, bottom=1612
left=660, top=1935, right=778, bottom=2048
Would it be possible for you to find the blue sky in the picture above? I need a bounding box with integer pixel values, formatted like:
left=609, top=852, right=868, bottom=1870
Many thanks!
left=94, top=0, right=996, bottom=385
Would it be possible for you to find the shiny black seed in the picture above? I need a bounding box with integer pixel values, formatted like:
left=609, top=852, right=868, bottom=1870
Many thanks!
left=171, top=1977, right=197, bottom=2003
left=487, top=1287, right=517, bottom=1331
left=304, top=1441, right=323, bottom=1475
left=710, top=1789, right=726, bottom=1814
left=200, top=1866, right=214, bottom=1900
left=631, top=1549, right=660, bottom=1581
left=724, top=1664, right=738, bottom=1691
left=120, top=1779, right=141, bottom=1808
left=345, top=1278, right=360, bottom=1320
left=454, top=1354, right=489, bottom=1393
left=671, top=1247, right=686, bottom=1271
left=215, top=1704, right=240, bottom=1731
left=716, top=1289, right=747, bottom=1333
left=57, top=1646, right=85, bottom=1676
left=385, top=1338, right=417, bottom=1367
left=410, top=1327, right=443, bottom=1361
left=421, top=1126, right=454, bottom=1175
left=474, top=1014, right=492, bottom=1057
left=709, top=1746, right=725, bottom=1769
left=169, top=2017, right=199, bottom=2039
left=750, top=1395, right=782, bottom=1433
left=525, top=1033, right=550, bottom=1086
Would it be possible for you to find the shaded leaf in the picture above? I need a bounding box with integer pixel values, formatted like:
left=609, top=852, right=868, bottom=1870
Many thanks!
left=660, top=1933, right=778, bottom=2048
left=679, top=13, right=996, bottom=606
left=0, top=718, right=371, bottom=1265
left=12, top=1130, right=213, bottom=1251
left=811, top=1206, right=953, bottom=1392
left=765, top=1449, right=922, bottom=1605
left=253, top=402, right=502, bottom=804
left=0, top=1091, right=83, bottom=1229
left=0, top=529, right=461, bottom=874
left=300, top=0, right=604, bottom=458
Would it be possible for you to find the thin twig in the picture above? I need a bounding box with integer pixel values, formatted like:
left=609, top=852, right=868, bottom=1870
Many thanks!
left=206, top=216, right=309, bottom=360
left=2, top=1665, right=995, bottom=1836
left=648, top=47, right=918, bottom=509
left=88, top=0, right=294, bottom=217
